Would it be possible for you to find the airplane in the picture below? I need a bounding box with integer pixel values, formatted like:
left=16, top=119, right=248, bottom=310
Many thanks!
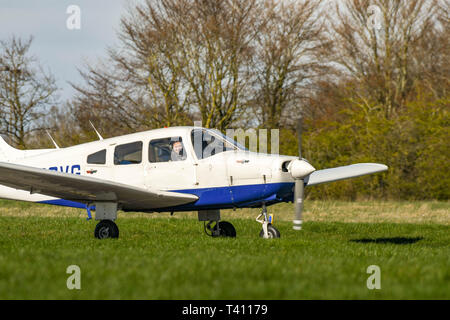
left=0, top=123, right=388, bottom=239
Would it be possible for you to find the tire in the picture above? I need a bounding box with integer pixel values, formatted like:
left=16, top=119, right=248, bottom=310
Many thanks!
left=259, top=224, right=281, bottom=239
left=94, top=220, right=119, bottom=239
left=213, top=221, right=236, bottom=238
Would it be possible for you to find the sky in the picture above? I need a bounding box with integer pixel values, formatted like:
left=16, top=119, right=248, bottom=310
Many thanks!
left=0, top=0, right=132, bottom=101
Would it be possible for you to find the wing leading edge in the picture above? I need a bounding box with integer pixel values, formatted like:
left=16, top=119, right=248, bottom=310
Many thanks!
left=306, top=163, right=388, bottom=186
left=0, top=162, right=198, bottom=210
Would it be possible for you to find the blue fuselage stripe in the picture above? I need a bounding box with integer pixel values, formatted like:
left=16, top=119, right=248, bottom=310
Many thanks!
left=37, top=182, right=295, bottom=211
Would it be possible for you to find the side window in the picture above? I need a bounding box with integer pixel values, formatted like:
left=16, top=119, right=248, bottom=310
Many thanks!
left=87, top=149, right=106, bottom=165
left=114, top=141, right=143, bottom=165
left=149, top=137, right=187, bottom=163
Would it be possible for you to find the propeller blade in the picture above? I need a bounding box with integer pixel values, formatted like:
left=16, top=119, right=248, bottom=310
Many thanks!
left=293, top=179, right=304, bottom=230
left=297, top=117, right=302, bottom=159
left=294, top=115, right=306, bottom=230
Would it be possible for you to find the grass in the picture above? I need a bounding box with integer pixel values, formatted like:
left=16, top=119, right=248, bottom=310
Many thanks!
left=0, top=200, right=448, bottom=299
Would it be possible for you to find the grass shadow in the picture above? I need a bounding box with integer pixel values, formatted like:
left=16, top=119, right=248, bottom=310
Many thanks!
left=350, top=237, right=423, bottom=245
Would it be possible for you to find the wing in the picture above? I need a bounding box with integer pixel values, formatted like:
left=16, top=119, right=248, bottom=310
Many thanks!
left=306, top=163, right=388, bottom=186
left=0, top=162, right=198, bottom=210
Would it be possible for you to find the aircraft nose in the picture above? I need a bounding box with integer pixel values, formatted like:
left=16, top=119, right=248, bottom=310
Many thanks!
left=287, top=159, right=316, bottom=179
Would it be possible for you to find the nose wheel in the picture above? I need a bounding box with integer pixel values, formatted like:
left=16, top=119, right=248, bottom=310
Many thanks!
left=256, top=203, right=280, bottom=239
left=259, top=224, right=280, bottom=238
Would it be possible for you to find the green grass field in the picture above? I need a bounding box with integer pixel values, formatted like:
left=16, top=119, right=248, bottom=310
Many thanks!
left=0, top=200, right=448, bottom=299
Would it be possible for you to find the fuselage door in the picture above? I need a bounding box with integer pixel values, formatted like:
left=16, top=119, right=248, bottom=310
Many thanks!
left=144, top=136, right=196, bottom=191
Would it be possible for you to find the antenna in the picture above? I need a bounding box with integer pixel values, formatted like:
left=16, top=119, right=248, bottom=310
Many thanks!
left=46, top=130, right=60, bottom=149
left=89, top=121, right=104, bottom=140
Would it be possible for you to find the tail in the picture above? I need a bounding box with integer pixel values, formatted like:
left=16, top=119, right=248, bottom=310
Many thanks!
left=0, top=136, right=23, bottom=162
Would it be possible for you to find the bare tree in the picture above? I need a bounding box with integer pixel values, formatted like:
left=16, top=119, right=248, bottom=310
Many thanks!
left=328, top=0, right=440, bottom=118
left=169, top=0, right=261, bottom=130
left=250, top=0, right=330, bottom=129
left=0, top=36, right=58, bottom=148
left=415, top=0, right=450, bottom=98
left=114, top=0, right=194, bottom=127
left=72, top=0, right=265, bottom=131
left=71, top=62, right=153, bottom=136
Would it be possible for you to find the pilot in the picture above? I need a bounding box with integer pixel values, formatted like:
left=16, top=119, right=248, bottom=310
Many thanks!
left=170, top=141, right=186, bottom=161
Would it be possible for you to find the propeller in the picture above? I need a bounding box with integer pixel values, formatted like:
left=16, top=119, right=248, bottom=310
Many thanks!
left=287, top=116, right=315, bottom=231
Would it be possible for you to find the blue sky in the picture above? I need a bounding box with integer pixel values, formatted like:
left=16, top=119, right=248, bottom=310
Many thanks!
left=0, top=0, right=132, bottom=100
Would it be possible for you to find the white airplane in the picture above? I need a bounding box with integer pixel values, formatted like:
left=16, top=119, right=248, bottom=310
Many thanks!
left=0, top=124, right=388, bottom=239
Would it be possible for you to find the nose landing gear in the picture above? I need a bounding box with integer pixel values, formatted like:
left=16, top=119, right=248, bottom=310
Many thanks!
left=256, top=203, right=280, bottom=239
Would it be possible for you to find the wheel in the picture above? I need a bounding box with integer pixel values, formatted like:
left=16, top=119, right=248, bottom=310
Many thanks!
left=259, top=224, right=280, bottom=239
left=94, top=220, right=119, bottom=239
left=213, top=221, right=236, bottom=238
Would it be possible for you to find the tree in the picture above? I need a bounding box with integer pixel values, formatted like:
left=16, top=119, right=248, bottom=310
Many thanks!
left=328, top=0, right=440, bottom=119
left=279, top=0, right=449, bottom=200
left=72, top=0, right=328, bottom=132
left=0, top=36, right=58, bottom=148
left=164, top=0, right=260, bottom=130
left=72, top=0, right=261, bottom=132
left=250, top=0, right=330, bottom=129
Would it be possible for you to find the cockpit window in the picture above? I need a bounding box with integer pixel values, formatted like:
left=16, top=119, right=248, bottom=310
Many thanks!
left=149, top=137, right=187, bottom=163
left=208, top=129, right=248, bottom=151
left=191, top=129, right=244, bottom=160
left=87, top=149, right=106, bottom=165
left=114, top=141, right=143, bottom=165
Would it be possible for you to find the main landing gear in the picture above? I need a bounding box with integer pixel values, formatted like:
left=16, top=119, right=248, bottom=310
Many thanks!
left=206, top=220, right=237, bottom=237
left=92, top=203, right=120, bottom=239
left=198, top=209, right=236, bottom=238
left=256, top=203, right=280, bottom=239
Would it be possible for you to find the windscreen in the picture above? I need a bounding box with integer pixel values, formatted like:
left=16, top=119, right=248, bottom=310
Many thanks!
left=191, top=129, right=246, bottom=160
